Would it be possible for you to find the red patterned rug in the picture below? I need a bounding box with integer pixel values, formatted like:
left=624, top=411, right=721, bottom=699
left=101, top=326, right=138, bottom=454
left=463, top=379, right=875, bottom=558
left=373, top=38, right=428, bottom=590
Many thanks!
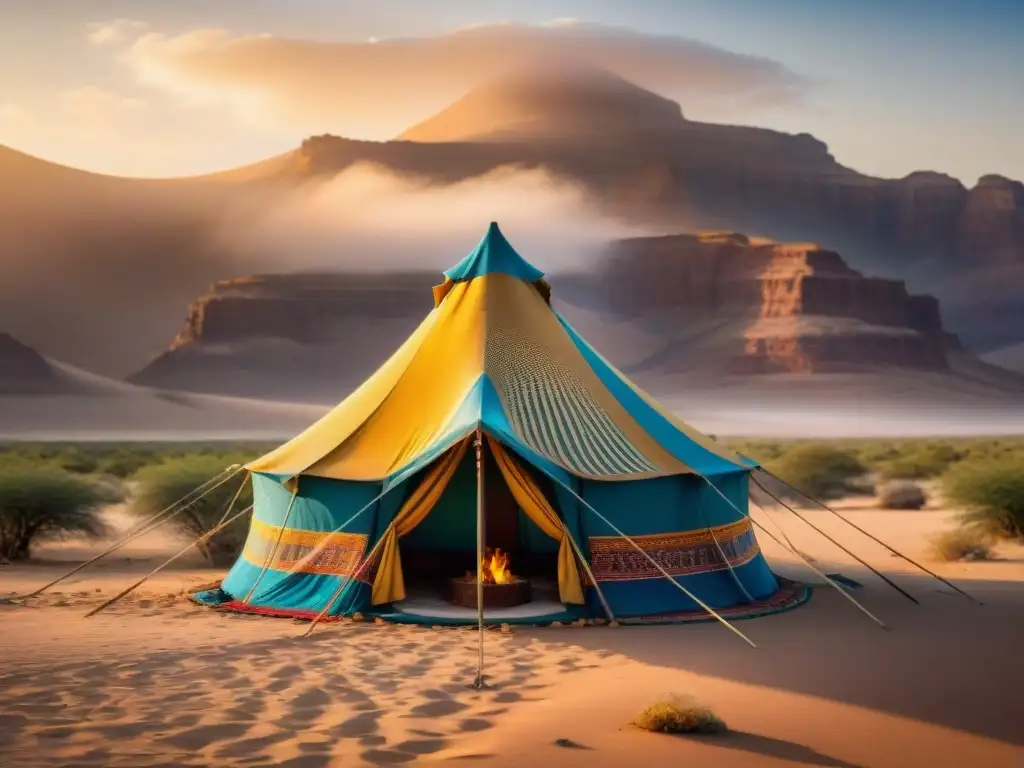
left=622, top=577, right=811, bottom=625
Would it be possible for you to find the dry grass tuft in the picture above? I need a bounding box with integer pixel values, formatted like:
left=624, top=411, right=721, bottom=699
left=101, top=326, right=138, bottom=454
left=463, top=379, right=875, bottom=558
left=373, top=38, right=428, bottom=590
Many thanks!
left=633, top=694, right=727, bottom=735
left=928, top=529, right=992, bottom=562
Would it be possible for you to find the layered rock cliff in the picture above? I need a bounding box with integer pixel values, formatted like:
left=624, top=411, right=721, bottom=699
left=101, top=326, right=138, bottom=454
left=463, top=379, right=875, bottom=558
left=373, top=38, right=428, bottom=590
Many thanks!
left=592, top=233, right=954, bottom=374
left=130, top=233, right=1022, bottom=402
left=130, top=273, right=435, bottom=401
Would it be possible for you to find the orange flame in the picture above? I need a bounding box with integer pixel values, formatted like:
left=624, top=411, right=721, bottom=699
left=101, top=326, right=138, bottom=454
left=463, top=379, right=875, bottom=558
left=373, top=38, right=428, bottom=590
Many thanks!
left=480, top=547, right=513, bottom=584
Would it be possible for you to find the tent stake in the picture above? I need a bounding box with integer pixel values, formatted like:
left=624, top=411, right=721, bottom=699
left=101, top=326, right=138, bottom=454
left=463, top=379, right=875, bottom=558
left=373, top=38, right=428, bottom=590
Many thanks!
left=551, top=478, right=757, bottom=648
left=85, top=504, right=254, bottom=618
left=10, top=465, right=245, bottom=602
left=699, top=475, right=888, bottom=630
left=750, top=476, right=920, bottom=605
left=759, top=469, right=982, bottom=606
left=472, top=428, right=487, bottom=690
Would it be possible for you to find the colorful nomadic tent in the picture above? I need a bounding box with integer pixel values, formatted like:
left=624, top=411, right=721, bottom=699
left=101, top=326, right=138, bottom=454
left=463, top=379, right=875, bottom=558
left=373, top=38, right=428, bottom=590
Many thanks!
left=194, top=223, right=807, bottom=625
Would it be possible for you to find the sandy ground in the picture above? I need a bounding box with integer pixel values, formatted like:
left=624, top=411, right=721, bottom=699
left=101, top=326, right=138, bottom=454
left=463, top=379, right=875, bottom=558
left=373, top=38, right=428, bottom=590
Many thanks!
left=2, top=499, right=1023, bottom=767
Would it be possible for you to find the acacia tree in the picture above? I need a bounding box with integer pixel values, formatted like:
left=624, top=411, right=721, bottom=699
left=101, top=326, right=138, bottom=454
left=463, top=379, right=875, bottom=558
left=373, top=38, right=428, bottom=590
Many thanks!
left=0, top=465, right=110, bottom=561
left=132, top=456, right=253, bottom=566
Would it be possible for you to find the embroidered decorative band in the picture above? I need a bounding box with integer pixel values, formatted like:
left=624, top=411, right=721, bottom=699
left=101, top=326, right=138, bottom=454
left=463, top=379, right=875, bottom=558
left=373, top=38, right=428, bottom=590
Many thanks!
left=588, top=519, right=759, bottom=582
left=242, top=519, right=369, bottom=578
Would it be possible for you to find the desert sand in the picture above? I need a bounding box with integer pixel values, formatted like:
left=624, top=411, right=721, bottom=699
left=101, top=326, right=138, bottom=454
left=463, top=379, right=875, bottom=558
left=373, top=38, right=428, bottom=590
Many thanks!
left=2, top=498, right=1023, bottom=767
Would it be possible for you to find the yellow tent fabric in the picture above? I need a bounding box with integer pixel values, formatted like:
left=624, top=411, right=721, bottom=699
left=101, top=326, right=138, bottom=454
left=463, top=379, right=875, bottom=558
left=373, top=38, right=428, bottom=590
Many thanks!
left=487, top=437, right=584, bottom=605
left=246, top=272, right=694, bottom=482
left=370, top=439, right=470, bottom=605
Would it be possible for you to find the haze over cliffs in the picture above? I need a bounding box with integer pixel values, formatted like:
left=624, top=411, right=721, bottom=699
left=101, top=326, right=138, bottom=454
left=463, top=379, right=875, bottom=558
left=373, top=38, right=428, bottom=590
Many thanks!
left=1, top=64, right=1021, bottom=381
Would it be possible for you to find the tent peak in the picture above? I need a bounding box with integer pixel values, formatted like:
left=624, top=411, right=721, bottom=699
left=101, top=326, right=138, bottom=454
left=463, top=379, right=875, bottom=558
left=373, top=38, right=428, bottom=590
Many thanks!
left=443, top=222, right=545, bottom=285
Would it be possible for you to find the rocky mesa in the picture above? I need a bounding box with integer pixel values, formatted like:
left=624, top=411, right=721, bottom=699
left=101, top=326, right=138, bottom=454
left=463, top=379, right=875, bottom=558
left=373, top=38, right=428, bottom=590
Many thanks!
left=591, top=233, right=954, bottom=375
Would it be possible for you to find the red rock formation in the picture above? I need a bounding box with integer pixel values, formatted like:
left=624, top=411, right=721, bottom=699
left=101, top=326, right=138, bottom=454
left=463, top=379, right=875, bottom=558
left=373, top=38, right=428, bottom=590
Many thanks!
left=599, top=234, right=951, bottom=374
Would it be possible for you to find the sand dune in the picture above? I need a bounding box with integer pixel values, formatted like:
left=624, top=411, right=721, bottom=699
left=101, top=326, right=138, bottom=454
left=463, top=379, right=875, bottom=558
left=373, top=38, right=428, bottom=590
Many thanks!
left=2, top=499, right=1022, bottom=767
left=0, top=361, right=325, bottom=440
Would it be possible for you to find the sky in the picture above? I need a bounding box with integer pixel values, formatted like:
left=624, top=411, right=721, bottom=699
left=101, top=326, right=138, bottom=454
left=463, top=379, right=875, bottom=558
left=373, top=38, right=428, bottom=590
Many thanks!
left=0, top=0, right=1020, bottom=183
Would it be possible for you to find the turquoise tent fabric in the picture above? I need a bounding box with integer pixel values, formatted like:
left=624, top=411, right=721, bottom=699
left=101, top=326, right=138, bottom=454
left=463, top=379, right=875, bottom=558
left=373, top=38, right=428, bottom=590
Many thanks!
left=444, top=222, right=545, bottom=284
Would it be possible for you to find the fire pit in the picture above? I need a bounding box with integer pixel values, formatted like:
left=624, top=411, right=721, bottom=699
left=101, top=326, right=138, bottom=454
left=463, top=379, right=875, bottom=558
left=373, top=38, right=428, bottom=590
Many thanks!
left=447, top=548, right=532, bottom=609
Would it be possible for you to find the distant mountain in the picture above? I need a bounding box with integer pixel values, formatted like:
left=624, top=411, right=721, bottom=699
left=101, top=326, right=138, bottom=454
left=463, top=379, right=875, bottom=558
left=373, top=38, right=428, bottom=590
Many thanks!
left=130, top=234, right=1024, bottom=406
left=399, top=65, right=687, bottom=143
left=0, top=331, right=323, bottom=439
left=983, top=342, right=1024, bottom=374
left=1, top=64, right=1021, bottom=378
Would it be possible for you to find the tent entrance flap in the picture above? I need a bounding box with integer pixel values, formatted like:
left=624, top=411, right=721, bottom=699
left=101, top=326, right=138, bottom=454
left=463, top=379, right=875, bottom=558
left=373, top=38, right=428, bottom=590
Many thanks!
left=370, top=434, right=585, bottom=610
left=371, top=439, right=470, bottom=605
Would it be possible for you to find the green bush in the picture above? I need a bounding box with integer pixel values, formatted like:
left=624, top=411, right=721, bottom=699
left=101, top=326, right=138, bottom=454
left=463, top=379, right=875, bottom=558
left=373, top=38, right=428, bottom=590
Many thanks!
left=878, top=442, right=961, bottom=481
left=943, top=458, right=1024, bottom=540
left=633, top=695, right=727, bottom=735
left=855, top=441, right=902, bottom=465
left=133, top=457, right=252, bottom=566
left=0, top=464, right=110, bottom=560
left=100, top=453, right=154, bottom=479
left=765, top=445, right=867, bottom=501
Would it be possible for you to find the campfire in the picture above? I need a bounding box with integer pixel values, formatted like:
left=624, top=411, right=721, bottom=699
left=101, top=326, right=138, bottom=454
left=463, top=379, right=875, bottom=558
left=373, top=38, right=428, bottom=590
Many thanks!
left=476, top=548, right=513, bottom=585
left=448, top=547, right=532, bottom=609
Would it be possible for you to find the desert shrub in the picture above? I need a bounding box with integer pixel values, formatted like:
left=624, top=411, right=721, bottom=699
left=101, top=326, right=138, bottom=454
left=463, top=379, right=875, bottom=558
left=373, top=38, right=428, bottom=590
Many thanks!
left=765, top=445, right=867, bottom=501
left=878, top=481, right=927, bottom=510
left=0, top=464, right=110, bottom=560
left=133, top=457, right=253, bottom=566
left=56, top=450, right=101, bottom=475
left=100, top=452, right=154, bottom=479
left=928, top=528, right=991, bottom=562
left=878, top=442, right=961, bottom=481
left=724, top=439, right=789, bottom=464
left=855, top=441, right=902, bottom=465
left=943, top=458, right=1024, bottom=540
left=633, top=694, right=727, bottom=735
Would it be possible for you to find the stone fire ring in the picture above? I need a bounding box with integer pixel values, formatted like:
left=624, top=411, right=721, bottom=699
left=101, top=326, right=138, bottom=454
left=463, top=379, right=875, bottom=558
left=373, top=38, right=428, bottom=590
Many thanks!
left=448, top=576, right=532, bottom=609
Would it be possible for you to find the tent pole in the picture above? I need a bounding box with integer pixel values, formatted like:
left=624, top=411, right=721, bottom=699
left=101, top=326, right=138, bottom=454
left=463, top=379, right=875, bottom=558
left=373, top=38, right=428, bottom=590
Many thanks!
left=85, top=504, right=254, bottom=618
left=472, top=427, right=487, bottom=690
left=698, top=475, right=888, bottom=630
left=8, top=465, right=245, bottom=603
left=749, top=476, right=920, bottom=605
left=551, top=477, right=757, bottom=648
left=760, top=469, right=982, bottom=606
left=242, top=487, right=300, bottom=604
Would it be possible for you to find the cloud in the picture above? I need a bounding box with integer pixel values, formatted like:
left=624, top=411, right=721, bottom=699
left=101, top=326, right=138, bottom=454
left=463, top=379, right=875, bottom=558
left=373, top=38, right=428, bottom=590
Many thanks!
left=87, top=18, right=149, bottom=47
left=118, top=21, right=810, bottom=139
left=0, top=102, right=37, bottom=134
left=214, top=162, right=643, bottom=274
left=60, top=86, right=147, bottom=124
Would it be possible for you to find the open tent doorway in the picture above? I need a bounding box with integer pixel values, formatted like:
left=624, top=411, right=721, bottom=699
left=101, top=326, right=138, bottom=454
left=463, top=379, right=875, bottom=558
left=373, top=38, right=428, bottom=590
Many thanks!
left=379, top=436, right=579, bottom=624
